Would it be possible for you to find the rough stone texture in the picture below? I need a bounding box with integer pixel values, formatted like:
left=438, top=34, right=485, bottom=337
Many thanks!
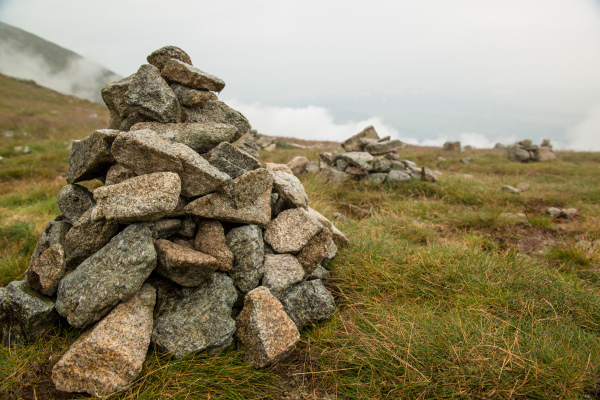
left=534, top=146, right=557, bottom=161
left=236, top=287, right=300, bottom=369
left=264, top=208, right=322, bottom=254
left=170, top=83, right=215, bottom=107
left=265, top=162, right=294, bottom=175
left=0, top=280, right=58, bottom=345
left=262, top=254, right=304, bottom=298
left=26, top=244, right=66, bottom=296
left=66, top=129, right=118, bottom=184
left=306, top=266, right=331, bottom=281
left=364, top=173, right=388, bottom=184
left=131, top=121, right=238, bottom=154
left=321, top=235, right=337, bottom=267
left=29, top=218, right=71, bottom=268
left=271, top=170, right=308, bottom=209
left=101, top=75, right=135, bottom=130
left=442, top=141, right=462, bottom=152
left=183, top=100, right=251, bottom=143
left=287, top=156, right=309, bottom=175
left=185, top=169, right=273, bottom=227
left=194, top=220, right=233, bottom=272
left=52, top=285, right=156, bottom=397
left=305, top=161, right=319, bottom=174
left=306, top=207, right=334, bottom=232
left=372, top=156, right=393, bottom=173
left=205, top=142, right=261, bottom=179
left=331, top=225, right=350, bottom=246
left=340, top=152, right=374, bottom=171
left=93, top=172, right=181, bottom=223
left=237, top=140, right=260, bottom=159
left=162, top=59, right=226, bottom=92
left=279, top=280, right=335, bottom=330
left=147, top=46, right=193, bottom=70
left=342, top=126, right=379, bottom=152
left=386, top=170, right=412, bottom=183
left=152, top=273, right=237, bottom=358
left=226, top=225, right=264, bottom=293
left=155, top=239, right=218, bottom=287
left=56, top=184, right=95, bottom=225
left=364, top=139, right=406, bottom=155
left=178, top=216, right=197, bottom=238
left=165, top=196, right=188, bottom=218
left=297, top=228, right=332, bottom=274
left=105, top=164, right=136, bottom=186
left=154, top=219, right=182, bottom=239
left=508, top=147, right=532, bottom=162
left=56, top=223, right=157, bottom=328
left=402, top=160, right=417, bottom=169
left=112, top=129, right=231, bottom=197
left=63, top=207, right=119, bottom=270
left=345, top=166, right=369, bottom=177
left=421, top=166, right=438, bottom=182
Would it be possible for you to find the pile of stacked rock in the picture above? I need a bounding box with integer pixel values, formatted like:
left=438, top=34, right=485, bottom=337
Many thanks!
left=0, top=46, right=347, bottom=397
left=317, top=126, right=439, bottom=183
left=442, top=141, right=461, bottom=152
left=507, top=139, right=556, bottom=162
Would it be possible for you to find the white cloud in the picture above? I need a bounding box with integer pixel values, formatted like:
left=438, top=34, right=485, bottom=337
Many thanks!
left=566, top=103, right=600, bottom=151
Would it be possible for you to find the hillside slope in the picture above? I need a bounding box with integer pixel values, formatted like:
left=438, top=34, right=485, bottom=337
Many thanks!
left=0, top=21, right=121, bottom=103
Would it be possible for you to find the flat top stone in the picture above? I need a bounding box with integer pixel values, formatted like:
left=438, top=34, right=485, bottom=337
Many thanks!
left=66, top=129, right=118, bottom=184
left=264, top=208, right=323, bottom=254
left=205, top=142, right=261, bottom=179
left=342, top=126, right=379, bottom=152
left=162, top=59, right=226, bottom=93
left=271, top=170, right=308, bottom=209
left=339, top=152, right=374, bottom=171
left=154, top=239, right=218, bottom=287
left=183, top=100, right=250, bottom=143
left=147, top=46, right=192, bottom=70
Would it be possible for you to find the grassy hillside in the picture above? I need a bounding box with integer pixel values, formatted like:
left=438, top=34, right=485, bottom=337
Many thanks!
left=2, top=74, right=600, bottom=399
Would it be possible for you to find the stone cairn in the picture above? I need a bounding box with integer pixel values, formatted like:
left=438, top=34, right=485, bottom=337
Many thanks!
left=0, top=46, right=347, bottom=397
left=313, top=126, right=439, bottom=183
left=507, top=139, right=556, bottom=162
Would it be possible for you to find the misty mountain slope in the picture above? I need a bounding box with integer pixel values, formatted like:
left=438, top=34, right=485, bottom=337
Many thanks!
left=0, top=21, right=121, bottom=103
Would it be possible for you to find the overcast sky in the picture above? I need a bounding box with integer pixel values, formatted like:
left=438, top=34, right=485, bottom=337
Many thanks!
left=2, top=0, right=600, bottom=149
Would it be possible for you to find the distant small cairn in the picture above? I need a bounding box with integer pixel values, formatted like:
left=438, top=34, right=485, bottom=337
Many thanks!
left=293, top=126, right=439, bottom=183
left=0, top=46, right=346, bottom=398
left=507, top=139, right=556, bottom=162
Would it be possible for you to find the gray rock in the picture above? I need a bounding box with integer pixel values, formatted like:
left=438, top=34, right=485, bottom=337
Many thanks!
left=421, top=166, right=438, bottom=182
left=339, top=152, right=374, bottom=171
left=152, top=273, right=237, bottom=358
left=161, top=59, right=226, bottom=92
left=226, top=225, right=264, bottom=293
left=442, top=141, right=462, bottom=152
left=271, top=171, right=309, bottom=209
left=185, top=169, right=273, bottom=227
left=195, top=220, right=234, bottom=272
left=105, top=164, right=136, bottom=185
left=306, top=266, right=331, bottom=281
left=321, top=236, right=338, bottom=267
left=0, top=280, right=58, bottom=345
left=502, top=185, right=520, bottom=194
left=287, top=156, right=309, bottom=175
left=319, top=152, right=336, bottom=168
left=63, top=207, right=119, bottom=269
left=56, top=223, right=157, bottom=328
left=264, top=208, right=322, bottom=254
left=101, top=75, right=135, bottom=130
left=265, top=163, right=294, bottom=175
left=386, top=170, right=411, bottom=183
left=205, top=142, right=261, bottom=179
left=29, top=218, right=71, bottom=268
left=235, top=287, right=300, bottom=369
left=305, top=161, right=319, bottom=174
left=52, top=284, right=156, bottom=397
left=66, top=129, right=118, bottom=184
left=460, top=157, right=473, bottom=164
left=178, top=216, right=197, bottom=238
left=508, top=147, right=531, bottom=162
left=170, top=83, right=216, bottom=107
left=93, top=172, right=182, bottom=223
left=494, top=142, right=506, bottom=149
left=279, top=280, right=335, bottom=330
left=334, top=159, right=348, bottom=171
left=364, top=139, right=406, bottom=155
left=356, top=137, right=378, bottom=150
left=154, top=239, right=218, bottom=287
left=534, top=146, right=557, bottom=161
left=371, top=156, right=392, bottom=173
left=321, top=167, right=349, bottom=183
left=26, top=244, right=66, bottom=296
left=154, top=219, right=182, bottom=239
left=112, top=129, right=231, bottom=198
left=237, top=140, right=260, bottom=159
left=131, top=121, right=239, bottom=154
left=183, top=100, right=251, bottom=143
left=342, top=126, right=379, bottom=152
left=364, top=173, right=388, bottom=184
left=297, top=228, right=332, bottom=274
left=56, top=184, right=95, bottom=225
left=147, top=46, right=193, bottom=70
left=262, top=254, right=305, bottom=298
left=402, top=160, right=417, bottom=169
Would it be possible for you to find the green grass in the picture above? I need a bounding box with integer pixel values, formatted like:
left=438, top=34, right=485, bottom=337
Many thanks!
left=2, top=74, right=600, bottom=399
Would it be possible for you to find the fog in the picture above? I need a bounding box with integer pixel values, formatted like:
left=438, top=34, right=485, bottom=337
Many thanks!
left=1, top=0, right=600, bottom=149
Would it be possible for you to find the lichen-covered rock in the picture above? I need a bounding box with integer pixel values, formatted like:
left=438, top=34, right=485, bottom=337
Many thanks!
left=279, top=280, right=335, bottom=330
left=185, top=169, right=273, bottom=227
left=205, top=142, right=261, bottom=179
left=297, top=228, right=332, bottom=274
left=340, top=152, right=374, bottom=172
left=26, top=243, right=66, bottom=296
left=112, top=129, right=231, bottom=197
left=154, top=239, right=218, bottom=287
left=29, top=218, right=71, bottom=268
left=161, top=59, right=226, bottom=92
left=170, top=83, right=216, bottom=107
left=342, top=126, right=379, bottom=152
left=386, top=170, right=411, bottom=183
left=265, top=162, right=294, bottom=175
left=264, top=208, right=322, bottom=254
left=306, top=266, right=331, bottom=281
left=183, top=100, right=251, bottom=142
left=66, top=129, right=118, bottom=183
left=131, top=121, right=239, bottom=154
left=271, top=171, right=308, bottom=209
left=56, top=223, right=157, bottom=328
left=195, top=220, right=234, bottom=272
left=105, top=164, right=136, bottom=186
left=364, top=139, right=406, bottom=155
left=52, top=284, right=156, bottom=397
left=262, top=254, right=304, bottom=297
left=152, top=273, right=237, bottom=358
left=154, top=219, right=182, bottom=239
left=236, top=287, right=300, bottom=369
left=93, top=172, right=181, bottom=222
left=226, top=225, right=264, bottom=293
left=421, top=166, right=438, bottom=182
left=56, top=184, right=95, bottom=225
left=237, top=140, right=260, bottom=159
left=147, top=46, right=193, bottom=70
